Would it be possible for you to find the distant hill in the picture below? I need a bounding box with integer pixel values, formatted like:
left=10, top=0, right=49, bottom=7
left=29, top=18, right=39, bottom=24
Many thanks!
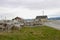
left=48, top=17, right=60, bottom=20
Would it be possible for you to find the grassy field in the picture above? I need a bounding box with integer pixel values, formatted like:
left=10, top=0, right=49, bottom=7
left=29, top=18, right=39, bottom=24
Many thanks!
left=0, top=26, right=60, bottom=40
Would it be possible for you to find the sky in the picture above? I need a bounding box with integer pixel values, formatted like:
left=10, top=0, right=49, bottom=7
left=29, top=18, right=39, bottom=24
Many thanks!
left=0, top=0, right=60, bottom=19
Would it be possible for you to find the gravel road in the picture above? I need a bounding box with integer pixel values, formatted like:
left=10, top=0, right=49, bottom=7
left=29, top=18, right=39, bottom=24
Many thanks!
left=44, top=20, right=60, bottom=30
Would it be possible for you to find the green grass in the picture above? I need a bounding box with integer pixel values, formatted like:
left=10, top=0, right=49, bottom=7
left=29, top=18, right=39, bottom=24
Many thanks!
left=0, top=26, right=60, bottom=40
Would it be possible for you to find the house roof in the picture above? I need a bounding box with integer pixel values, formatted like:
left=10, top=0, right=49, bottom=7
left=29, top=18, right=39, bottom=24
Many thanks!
left=12, top=17, right=23, bottom=20
left=36, top=16, right=47, bottom=19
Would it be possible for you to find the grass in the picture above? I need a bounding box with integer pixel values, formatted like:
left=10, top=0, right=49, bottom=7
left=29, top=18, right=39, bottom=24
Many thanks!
left=0, top=26, right=60, bottom=40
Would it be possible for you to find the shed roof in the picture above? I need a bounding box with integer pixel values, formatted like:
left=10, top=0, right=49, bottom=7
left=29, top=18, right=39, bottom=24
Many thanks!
left=36, top=16, right=47, bottom=19
left=12, top=17, right=23, bottom=20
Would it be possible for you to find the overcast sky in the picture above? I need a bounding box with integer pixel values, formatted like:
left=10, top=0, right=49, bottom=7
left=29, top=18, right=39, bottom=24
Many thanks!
left=0, top=0, right=60, bottom=19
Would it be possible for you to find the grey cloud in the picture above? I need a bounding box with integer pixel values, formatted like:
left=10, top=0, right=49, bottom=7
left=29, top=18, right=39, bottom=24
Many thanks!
left=0, top=0, right=60, bottom=9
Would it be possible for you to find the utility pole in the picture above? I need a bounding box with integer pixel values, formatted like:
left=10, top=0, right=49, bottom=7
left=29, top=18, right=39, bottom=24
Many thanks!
left=4, top=16, right=7, bottom=32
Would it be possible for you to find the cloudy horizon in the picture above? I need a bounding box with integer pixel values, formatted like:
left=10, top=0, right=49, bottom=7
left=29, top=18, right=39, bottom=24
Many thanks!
left=0, top=0, right=60, bottom=20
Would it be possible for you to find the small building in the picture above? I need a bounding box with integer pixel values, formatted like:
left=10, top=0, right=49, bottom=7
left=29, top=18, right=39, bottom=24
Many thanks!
left=12, top=17, right=24, bottom=27
left=35, top=15, right=48, bottom=25
left=24, top=19, right=34, bottom=26
left=12, top=17, right=24, bottom=23
left=36, top=15, right=48, bottom=22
